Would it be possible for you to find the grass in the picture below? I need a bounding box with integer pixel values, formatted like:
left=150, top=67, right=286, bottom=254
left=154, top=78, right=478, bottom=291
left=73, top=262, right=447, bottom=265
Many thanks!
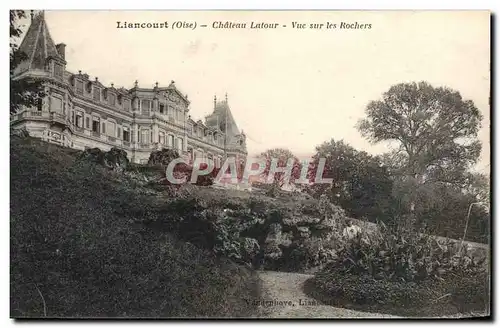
left=10, top=136, right=262, bottom=318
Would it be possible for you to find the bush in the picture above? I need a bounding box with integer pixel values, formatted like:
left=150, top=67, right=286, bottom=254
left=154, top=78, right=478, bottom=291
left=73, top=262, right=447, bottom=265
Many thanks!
left=78, top=147, right=129, bottom=172
left=103, top=147, right=129, bottom=171
left=155, top=161, right=218, bottom=187
left=306, top=222, right=490, bottom=316
left=148, top=148, right=180, bottom=166
left=329, top=223, right=487, bottom=282
left=308, top=266, right=489, bottom=316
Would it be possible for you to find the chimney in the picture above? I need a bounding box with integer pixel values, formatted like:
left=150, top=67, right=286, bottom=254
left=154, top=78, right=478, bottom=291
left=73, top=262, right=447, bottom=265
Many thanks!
left=56, top=43, right=66, bottom=59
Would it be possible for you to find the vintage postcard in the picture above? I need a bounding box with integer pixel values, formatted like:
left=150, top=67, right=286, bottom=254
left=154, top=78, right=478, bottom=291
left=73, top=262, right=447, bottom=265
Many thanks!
left=10, top=10, right=491, bottom=319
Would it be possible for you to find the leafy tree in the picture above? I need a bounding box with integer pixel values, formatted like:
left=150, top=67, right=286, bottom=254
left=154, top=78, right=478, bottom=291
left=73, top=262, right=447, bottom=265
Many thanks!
left=259, top=148, right=301, bottom=189
left=307, top=139, right=394, bottom=223
left=10, top=10, right=45, bottom=114
left=357, top=81, right=482, bottom=186
left=408, top=181, right=490, bottom=243
left=464, top=172, right=490, bottom=207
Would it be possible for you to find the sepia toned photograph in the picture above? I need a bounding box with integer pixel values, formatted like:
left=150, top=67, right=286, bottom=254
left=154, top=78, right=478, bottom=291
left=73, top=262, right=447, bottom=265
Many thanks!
left=9, top=9, right=491, bottom=319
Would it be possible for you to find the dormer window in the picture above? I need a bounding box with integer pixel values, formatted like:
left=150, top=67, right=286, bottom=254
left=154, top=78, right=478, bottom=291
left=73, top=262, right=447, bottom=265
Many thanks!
left=75, top=80, right=84, bottom=95
left=141, top=99, right=152, bottom=115
left=108, top=93, right=116, bottom=106
left=123, top=99, right=130, bottom=111
left=93, top=87, right=100, bottom=102
left=159, top=103, right=165, bottom=114
left=54, top=63, right=63, bottom=79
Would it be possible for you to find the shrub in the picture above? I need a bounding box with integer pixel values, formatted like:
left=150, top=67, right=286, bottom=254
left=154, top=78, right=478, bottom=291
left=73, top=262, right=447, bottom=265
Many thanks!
left=329, top=223, right=487, bottom=283
left=78, top=147, right=129, bottom=172
left=155, top=162, right=218, bottom=187
left=78, top=147, right=105, bottom=164
left=307, top=221, right=489, bottom=316
left=103, top=147, right=129, bottom=171
left=148, top=148, right=180, bottom=166
left=308, top=265, right=489, bottom=316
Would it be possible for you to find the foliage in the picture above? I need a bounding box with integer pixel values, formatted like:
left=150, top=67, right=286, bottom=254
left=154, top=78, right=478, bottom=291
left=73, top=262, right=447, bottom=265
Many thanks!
left=307, top=269, right=489, bottom=316
left=357, top=81, right=482, bottom=186
left=147, top=148, right=180, bottom=167
left=405, top=181, right=490, bottom=244
left=259, top=148, right=302, bottom=189
left=329, top=222, right=486, bottom=283
left=308, top=222, right=489, bottom=316
left=77, top=147, right=130, bottom=172
left=306, top=139, right=394, bottom=223
left=10, top=10, right=45, bottom=114
left=464, top=172, right=490, bottom=207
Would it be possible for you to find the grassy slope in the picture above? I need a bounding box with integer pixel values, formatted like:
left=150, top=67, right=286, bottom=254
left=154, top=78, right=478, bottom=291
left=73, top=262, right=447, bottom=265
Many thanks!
left=10, top=136, right=261, bottom=318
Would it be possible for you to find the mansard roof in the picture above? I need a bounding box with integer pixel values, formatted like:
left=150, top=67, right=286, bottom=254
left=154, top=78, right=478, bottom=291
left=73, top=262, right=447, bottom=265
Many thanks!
left=14, top=11, right=65, bottom=76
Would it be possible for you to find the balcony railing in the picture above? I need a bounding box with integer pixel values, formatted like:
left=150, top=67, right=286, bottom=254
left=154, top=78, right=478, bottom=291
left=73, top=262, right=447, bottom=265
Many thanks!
left=11, top=110, right=51, bottom=122
left=30, top=111, right=43, bottom=117
left=123, top=141, right=130, bottom=148
left=91, top=131, right=100, bottom=138
left=107, top=136, right=116, bottom=143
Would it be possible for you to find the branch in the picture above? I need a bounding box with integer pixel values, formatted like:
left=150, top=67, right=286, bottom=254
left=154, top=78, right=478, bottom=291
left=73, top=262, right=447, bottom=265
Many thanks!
left=34, top=284, right=47, bottom=317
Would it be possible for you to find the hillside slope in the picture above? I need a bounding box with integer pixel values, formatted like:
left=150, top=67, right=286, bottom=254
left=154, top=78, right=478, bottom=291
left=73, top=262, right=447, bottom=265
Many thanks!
left=10, top=136, right=261, bottom=318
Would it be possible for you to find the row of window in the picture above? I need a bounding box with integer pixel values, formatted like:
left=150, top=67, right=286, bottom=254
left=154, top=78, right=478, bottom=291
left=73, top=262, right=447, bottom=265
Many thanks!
left=73, top=79, right=185, bottom=119
left=188, top=150, right=223, bottom=168
left=74, top=80, right=131, bottom=110
left=70, top=110, right=184, bottom=149
left=139, top=100, right=184, bottom=120
left=48, top=93, right=211, bottom=150
left=156, top=131, right=184, bottom=150
left=71, top=111, right=131, bottom=141
left=187, top=123, right=223, bottom=146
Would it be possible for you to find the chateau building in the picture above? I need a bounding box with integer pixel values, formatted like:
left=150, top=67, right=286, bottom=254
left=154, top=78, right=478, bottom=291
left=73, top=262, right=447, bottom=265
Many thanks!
left=10, top=11, right=248, bottom=166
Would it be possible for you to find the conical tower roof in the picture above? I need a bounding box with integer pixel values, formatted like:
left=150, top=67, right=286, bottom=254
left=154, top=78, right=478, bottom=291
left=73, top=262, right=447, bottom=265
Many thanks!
left=205, top=95, right=241, bottom=137
left=13, top=11, right=65, bottom=76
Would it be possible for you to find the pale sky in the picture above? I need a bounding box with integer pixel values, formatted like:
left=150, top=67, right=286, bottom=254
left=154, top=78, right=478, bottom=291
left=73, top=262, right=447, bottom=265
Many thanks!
left=22, top=11, right=490, bottom=172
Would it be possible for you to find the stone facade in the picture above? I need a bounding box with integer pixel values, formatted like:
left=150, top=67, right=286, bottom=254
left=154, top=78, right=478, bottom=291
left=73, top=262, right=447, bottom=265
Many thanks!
left=10, top=11, right=247, bottom=166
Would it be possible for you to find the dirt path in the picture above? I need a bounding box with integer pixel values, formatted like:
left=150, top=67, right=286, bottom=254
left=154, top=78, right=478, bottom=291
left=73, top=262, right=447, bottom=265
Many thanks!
left=257, top=271, right=398, bottom=318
